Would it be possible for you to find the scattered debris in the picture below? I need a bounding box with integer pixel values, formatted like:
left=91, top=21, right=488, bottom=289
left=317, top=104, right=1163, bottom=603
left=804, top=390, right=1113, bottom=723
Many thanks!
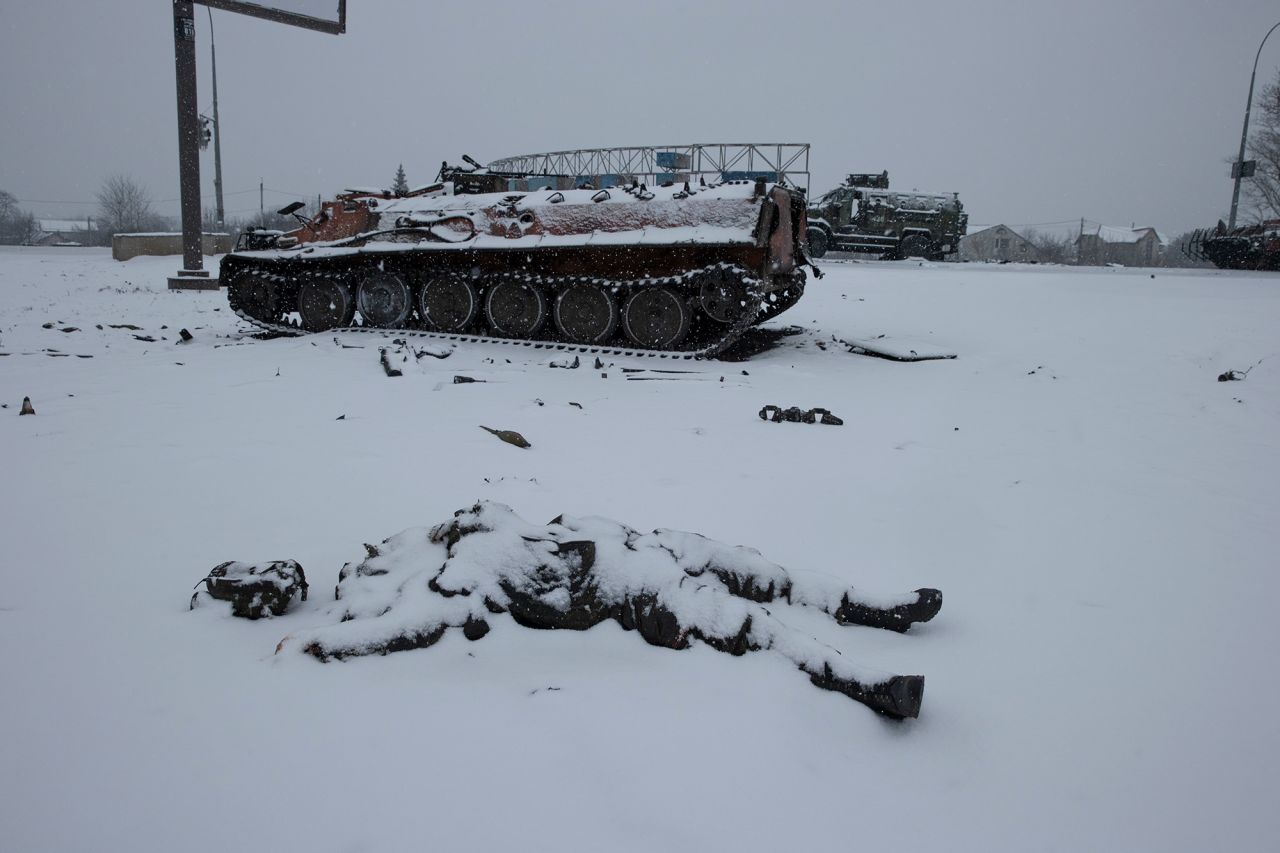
left=336, top=415, right=346, bottom=420
left=414, top=344, right=451, bottom=360
left=132, top=335, right=157, bottom=343
left=568, top=401, right=583, bottom=409
left=107, top=324, right=143, bottom=331
left=190, top=560, right=308, bottom=619
left=759, top=405, right=844, bottom=425
left=453, top=375, right=485, bottom=384
left=333, top=336, right=363, bottom=349
left=841, top=336, right=957, bottom=362
left=529, top=687, right=562, bottom=696
left=1218, top=357, right=1265, bottom=382
left=480, top=425, right=531, bottom=448
left=549, top=355, right=580, bottom=369
left=593, top=357, right=604, bottom=369
left=719, top=325, right=805, bottom=362
left=379, top=348, right=403, bottom=377
left=20, top=397, right=35, bottom=416
left=178, top=328, right=193, bottom=343
left=41, top=322, right=54, bottom=329
left=60, top=327, right=79, bottom=333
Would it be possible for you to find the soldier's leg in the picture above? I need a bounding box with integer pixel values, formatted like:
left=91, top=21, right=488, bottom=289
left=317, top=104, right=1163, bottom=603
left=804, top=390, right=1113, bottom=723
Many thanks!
left=786, top=574, right=942, bottom=632
left=616, top=584, right=925, bottom=719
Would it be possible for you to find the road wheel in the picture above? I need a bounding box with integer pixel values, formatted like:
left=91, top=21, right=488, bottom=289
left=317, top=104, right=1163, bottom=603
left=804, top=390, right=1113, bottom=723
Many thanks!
left=807, top=227, right=829, bottom=258
left=485, top=277, right=547, bottom=337
left=228, top=272, right=278, bottom=322
left=622, top=286, right=691, bottom=349
left=698, top=266, right=752, bottom=324
left=554, top=282, right=619, bottom=344
left=356, top=269, right=412, bottom=328
left=898, top=234, right=934, bottom=260
left=418, top=273, right=479, bottom=332
left=297, top=277, right=355, bottom=331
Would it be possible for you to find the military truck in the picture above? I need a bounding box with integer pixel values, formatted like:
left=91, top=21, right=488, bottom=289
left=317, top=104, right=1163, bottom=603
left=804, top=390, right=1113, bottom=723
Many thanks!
left=806, top=171, right=966, bottom=261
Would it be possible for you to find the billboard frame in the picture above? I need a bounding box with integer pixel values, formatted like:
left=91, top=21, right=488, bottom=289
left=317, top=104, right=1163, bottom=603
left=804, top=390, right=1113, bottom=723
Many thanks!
left=169, top=1, right=344, bottom=288
left=196, top=0, right=346, bottom=35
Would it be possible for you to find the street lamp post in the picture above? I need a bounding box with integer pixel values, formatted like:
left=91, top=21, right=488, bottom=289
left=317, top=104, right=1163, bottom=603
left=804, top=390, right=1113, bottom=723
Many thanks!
left=1228, top=20, right=1280, bottom=229
left=208, top=6, right=225, bottom=228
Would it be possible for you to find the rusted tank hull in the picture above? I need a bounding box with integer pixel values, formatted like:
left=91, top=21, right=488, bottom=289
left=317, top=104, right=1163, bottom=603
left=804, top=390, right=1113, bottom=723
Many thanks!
left=222, top=180, right=812, bottom=357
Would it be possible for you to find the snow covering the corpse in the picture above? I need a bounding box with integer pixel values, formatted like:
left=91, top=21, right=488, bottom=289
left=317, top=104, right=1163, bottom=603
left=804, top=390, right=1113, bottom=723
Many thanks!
left=278, top=501, right=941, bottom=718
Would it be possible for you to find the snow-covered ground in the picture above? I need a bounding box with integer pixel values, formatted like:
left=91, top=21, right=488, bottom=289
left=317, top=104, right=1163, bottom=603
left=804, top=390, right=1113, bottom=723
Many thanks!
left=2, top=246, right=1277, bottom=852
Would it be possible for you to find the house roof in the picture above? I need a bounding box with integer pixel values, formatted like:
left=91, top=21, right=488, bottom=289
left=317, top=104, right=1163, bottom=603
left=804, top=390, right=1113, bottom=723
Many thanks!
left=1080, top=225, right=1158, bottom=244
left=963, top=224, right=1031, bottom=242
left=38, top=219, right=91, bottom=233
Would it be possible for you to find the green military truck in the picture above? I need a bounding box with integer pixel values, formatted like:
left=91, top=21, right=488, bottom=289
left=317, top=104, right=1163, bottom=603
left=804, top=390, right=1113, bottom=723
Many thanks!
left=806, top=172, right=967, bottom=261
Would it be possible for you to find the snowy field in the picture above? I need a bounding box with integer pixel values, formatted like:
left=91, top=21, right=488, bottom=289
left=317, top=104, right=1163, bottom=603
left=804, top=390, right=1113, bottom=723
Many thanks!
left=2, top=245, right=1277, bottom=852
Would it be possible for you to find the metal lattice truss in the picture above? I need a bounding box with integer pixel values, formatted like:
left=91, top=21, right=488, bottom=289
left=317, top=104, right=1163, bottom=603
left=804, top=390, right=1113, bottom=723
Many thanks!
left=486, top=143, right=811, bottom=192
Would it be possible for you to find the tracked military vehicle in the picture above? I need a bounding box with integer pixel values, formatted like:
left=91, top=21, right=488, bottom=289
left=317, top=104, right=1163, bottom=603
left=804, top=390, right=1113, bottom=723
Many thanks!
left=1185, top=219, right=1280, bottom=271
left=221, top=173, right=812, bottom=359
left=806, top=171, right=966, bottom=261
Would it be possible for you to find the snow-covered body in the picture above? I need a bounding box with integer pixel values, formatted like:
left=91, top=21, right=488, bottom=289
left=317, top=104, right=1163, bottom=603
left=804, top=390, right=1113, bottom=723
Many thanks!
left=280, top=501, right=941, bottom=719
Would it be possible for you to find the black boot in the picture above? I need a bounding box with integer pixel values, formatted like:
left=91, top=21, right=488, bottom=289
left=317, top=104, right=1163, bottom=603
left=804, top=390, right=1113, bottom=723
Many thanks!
left=834, top=588, right=942, bottom=632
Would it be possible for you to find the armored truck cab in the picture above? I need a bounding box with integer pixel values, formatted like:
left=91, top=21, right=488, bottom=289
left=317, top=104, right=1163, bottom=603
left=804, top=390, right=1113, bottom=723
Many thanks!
left=806, top=172, right=966, bottom=261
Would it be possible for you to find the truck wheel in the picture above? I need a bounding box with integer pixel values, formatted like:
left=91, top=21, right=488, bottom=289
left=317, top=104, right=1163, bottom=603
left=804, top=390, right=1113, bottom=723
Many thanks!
left=807, top=227, right=829, bottom=259
left=899, top=234, right=933, bottom=260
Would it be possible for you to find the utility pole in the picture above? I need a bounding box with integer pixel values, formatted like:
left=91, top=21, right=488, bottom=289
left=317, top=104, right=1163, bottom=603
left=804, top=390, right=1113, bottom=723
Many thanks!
left=1228, top=20, right=1280, bottom=229
left=166, top=1, right=345, bottom=290
left=207, top=6, right=224, bottom=228
left=169, top=1, right=215, bottom=289
left=260, top=179, right=264, bottom=226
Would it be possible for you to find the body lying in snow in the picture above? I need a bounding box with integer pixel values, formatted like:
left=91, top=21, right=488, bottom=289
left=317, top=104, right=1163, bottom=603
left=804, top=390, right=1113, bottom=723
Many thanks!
left=277, top=501, right=942, bottom=719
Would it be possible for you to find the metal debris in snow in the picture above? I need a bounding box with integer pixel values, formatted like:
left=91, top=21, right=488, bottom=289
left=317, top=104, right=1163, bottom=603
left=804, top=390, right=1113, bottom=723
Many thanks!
left=759, top=405, right=843, bottom=425
left=480, top=425, right=531, bottom=448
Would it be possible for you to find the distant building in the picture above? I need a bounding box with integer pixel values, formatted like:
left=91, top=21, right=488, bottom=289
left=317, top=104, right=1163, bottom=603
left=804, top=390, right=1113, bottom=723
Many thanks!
left=959, top=224, right=1039, bottom=263
left=28, top=218, right=94, bottom=247
left=1075, top=225, right=1164, bottom=267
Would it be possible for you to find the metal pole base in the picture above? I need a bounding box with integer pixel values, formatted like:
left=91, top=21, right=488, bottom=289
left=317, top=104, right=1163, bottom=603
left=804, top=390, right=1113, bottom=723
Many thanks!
left=168, top=269, right=221, bottom=290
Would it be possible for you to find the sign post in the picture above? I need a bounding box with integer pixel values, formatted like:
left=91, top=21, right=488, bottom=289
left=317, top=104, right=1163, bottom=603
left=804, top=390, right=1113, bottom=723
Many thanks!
left=168, top=1, right=346, bottom=290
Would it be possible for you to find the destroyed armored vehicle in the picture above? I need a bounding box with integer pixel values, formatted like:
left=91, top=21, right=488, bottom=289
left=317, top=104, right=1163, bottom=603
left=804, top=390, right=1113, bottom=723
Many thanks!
left=221, top=171, right=812, bottom=358
left=1185, top=219, right=1280, bottom=271
left=806, top=171, right=967, bottom=261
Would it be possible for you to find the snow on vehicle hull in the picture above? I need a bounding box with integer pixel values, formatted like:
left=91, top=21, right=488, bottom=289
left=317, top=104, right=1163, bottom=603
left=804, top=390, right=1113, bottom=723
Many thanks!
left=222, top=180, right=811, bottom=358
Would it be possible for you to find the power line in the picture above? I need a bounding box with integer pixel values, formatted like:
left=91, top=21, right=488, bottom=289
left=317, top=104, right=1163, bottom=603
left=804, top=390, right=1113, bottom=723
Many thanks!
left=15, top=187, right=269, bottom=206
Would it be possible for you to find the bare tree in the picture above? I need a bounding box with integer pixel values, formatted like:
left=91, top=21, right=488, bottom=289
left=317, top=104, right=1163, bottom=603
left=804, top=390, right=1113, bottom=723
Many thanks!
left=0, top=189, right=17, bottom=222
left=1244, top=69, right=1280, bottom=221
left=0, top=189, right=38, bottom=245
left=96, top=174, right=157, bottom=235
left=1023, top=228, right=1075, bottom=264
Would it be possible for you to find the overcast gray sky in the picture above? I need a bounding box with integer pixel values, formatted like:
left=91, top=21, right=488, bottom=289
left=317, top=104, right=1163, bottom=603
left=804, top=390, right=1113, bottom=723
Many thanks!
left=2, top=0, right=1278, bottom=237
